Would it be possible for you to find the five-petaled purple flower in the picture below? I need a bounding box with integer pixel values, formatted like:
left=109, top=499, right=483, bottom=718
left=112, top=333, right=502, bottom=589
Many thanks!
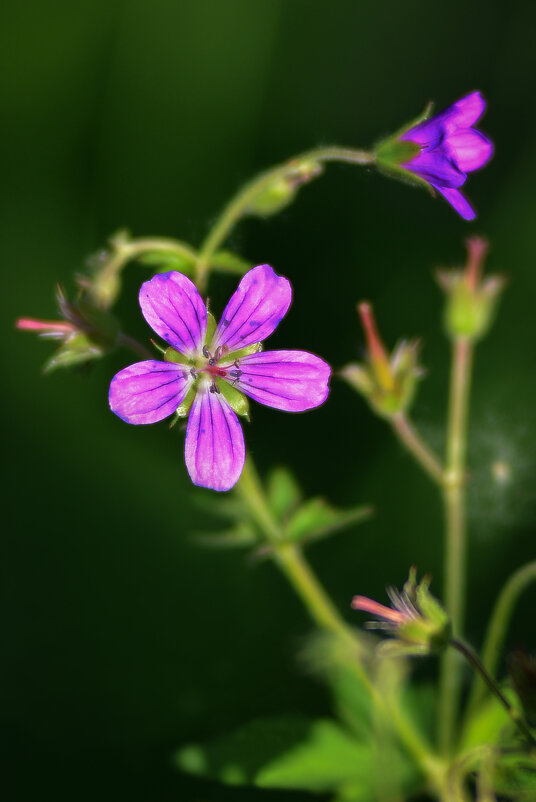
left=109, top=265, right=331, bottom=491
left=399, top=91, right=493, bottom=220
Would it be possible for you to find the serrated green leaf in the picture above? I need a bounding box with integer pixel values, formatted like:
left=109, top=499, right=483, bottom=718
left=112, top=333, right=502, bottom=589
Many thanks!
left=266, top=467, right=302, bottom=520
left=285, top=498, right=372, bottom=545
left=175, top=715, right=375, bottom=793
left=209, top=250, right=252, bottom=275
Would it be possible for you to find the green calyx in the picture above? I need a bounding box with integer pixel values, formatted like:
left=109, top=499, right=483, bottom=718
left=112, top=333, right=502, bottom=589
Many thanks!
left=438, top=270, right=505, bottom=342
left=247, top=160, right=323, bottom=218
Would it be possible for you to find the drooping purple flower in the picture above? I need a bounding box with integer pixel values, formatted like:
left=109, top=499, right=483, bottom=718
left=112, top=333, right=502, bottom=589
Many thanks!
left=399, top=91, right=493, bottom=220
left=109, top=265, right=331, bottom=491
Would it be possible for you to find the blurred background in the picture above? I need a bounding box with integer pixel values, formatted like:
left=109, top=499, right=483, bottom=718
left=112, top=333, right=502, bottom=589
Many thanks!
left=2, top=0, right=536, bottom=799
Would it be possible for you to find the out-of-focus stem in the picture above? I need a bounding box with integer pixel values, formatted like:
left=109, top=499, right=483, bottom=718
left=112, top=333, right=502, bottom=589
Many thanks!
left=195, top=146, right=374, bottom=291
left=466, top=560, right=536, bottom=717
left=391, top=412, right=444, bottom=485
left=235, top=456, right=443, bottom=787
left=439, top=337, right=474, bottom=754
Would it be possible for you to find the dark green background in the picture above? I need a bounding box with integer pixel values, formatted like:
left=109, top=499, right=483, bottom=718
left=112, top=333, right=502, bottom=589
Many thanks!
left=3, top=1, right=536, bottom=799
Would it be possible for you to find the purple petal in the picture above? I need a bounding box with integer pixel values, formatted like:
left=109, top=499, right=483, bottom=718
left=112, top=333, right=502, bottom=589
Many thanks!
left=446, top=129, right=493, bottom=172
left=444, top=91, right=486, bottom=131
left=109, top=360, right=192, bottom=424
left=403, top=150, right=466, bottom=187
left=139, top=272, right=207, bottom=356
left=184, top=385, right=245, bottom=491
left=227, top=350, right=331, bottom=412
left=400, top=117, right=444, bottom=147
left=433, top=186, right=476, bottom=221
left=211, top=265, right=292, bottom=352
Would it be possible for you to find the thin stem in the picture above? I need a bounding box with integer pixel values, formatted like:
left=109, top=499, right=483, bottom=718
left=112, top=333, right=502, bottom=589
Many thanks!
left=438, top=337, right=474, bottom=754
left=466, top=560, right=536, bottom=717
left=451, top=638, right=536, bottom=745
left=116, top=331, right=153, bottom=359
left=391, top=412, right=444, bottom=485
left=235, top=456, right=442, bottom=785
left=195, top=145, right=374, bottom=291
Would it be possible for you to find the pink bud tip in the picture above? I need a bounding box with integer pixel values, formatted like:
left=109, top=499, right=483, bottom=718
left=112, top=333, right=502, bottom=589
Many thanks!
left=465, top=236, right=489, bottom=290
left=16, top=318, right=74, bottom=334
left=351, top=595, right=405, bottom=623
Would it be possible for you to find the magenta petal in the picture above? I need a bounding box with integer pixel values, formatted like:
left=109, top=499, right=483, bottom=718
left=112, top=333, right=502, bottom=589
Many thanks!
left=139, top=272, right=207, bottom=356
left=400, top=117, right=444, bottom=147
left=445, top=91, right=486, bottom=131
left=403, top=150, right=466, bottom=188
left=433, top=186, right=476, bottom=221
left=211, top=265, right=292, bottom=352
left=446, top=129, right=493, bottom=172
left=109, top=360, right=192, bottom=424
left=229, top=350, right=331, bottom=412
left=184, top=386, right=245, bottom=491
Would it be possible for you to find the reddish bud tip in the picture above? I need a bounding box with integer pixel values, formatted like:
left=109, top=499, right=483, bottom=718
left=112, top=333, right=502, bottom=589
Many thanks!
left=465, top=236, right=489, bottom=290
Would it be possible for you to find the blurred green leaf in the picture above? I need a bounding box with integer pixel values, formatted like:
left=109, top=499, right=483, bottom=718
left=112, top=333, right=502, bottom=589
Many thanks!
left=266, top=466, right=302, bottom=520
left=175, top=715, right=376, bottom=793
left=43, top=333, right=103, bottom=373
left=137, top=250, right=196, bottom=273
left=491, top=752, right=536, bottom=801
left=209, top=250, right=252, bottom=275
left=461, top=693, right=513, bottom=750
left=192, top=523, right=258, bottom=550
left=285, top=498, right=372, bottom=545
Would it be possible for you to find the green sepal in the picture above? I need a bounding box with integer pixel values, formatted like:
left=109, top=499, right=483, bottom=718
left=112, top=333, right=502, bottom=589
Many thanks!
left=215, top=379, right=250, bottom=418
left=175, top=386, right=196, bottom=418
left=222, top=342, right=262, bottom=362
left=204, top=312, right=217, bottom=348
left=164, top=347, right=190, bottom=365
left=75, top=300, right=120, bottom=346
left=247, top=179, right=296, bottom=217
left=438, top=271, right=506, bottom=342
left=43, top=333, right=103, bottom=373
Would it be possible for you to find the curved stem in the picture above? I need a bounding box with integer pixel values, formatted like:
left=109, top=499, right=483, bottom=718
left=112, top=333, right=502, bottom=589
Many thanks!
left=451, top=638, right=535, bottom=745
left=391, top=412, right=444, bottom=485
left=195, top=146, right=374, bottom=291
left=466, top=560, right=536, bottom=716
left=438, top=337, right=474, bottom=754
left=235, top=456, right=442, bottom=786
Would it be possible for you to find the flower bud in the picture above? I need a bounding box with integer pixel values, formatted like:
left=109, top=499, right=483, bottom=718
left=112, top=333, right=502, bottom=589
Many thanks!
left=341, top=302, right=421, bottom=418
left=437, top=237, right=505, bottom=341
left=352, top=567, right=451, bottom=657
left=247, top=159, right=323, bottom=218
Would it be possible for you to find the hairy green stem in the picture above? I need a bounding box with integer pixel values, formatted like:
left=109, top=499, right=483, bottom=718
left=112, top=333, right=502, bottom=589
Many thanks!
left=235, top=456, right=443, bottom=786
left=195, top=145, right=374, bottom=291
left=466, top=560, right=536, bottom=717
left=451, top=638, right=536, bottom=745
left=391, top=412, right=444, bottom=485
left=439, top=337, right=474, bottom=753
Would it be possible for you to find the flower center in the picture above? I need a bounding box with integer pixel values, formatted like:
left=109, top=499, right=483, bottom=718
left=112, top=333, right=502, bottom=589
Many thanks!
left=189, top=345, right=242, bottom=393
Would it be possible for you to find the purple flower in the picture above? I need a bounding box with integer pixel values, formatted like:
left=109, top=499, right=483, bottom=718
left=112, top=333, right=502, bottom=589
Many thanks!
left=399, top=91, right=493, bottom=220
left=109, top=265, right=331, bottom=491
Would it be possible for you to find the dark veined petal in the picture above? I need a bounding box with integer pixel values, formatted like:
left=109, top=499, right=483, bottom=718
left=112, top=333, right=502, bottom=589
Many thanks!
left=211, top=264, right=292, bottom=352
left=400, top=117, right=444, bottom=147
left=433, top=186, right=476, bottom=221
left=403, top=150, right=466, bottom=188
left=139, top=272, right=207, bottom=356
left=228, top=350, right=331, bottom=412
left=444, top=91, right=486, bottom=131
left=446, top=129, right=493, bottom=172
left=185, top=384, right=245, bottom=491
left=109, top=360, right=192, bottom=424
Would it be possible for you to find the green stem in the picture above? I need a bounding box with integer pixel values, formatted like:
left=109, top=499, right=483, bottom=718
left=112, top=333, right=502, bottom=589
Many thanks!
left=235, top=456, right=443, bottom=786
left=439, top=337, right=474, bottom=754
left=466, top=560, right=536, bottom=717
left=391, top=412, right=444, bottom=485
left=91, top=236, right=198, bottom=308
left=451, top=638, right=536, bottom=745
left=195, top=145, right=374, bottom=291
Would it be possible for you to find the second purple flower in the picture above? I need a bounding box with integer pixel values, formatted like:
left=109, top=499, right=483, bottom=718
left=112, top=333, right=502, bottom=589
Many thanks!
left=109, top=265, right=331, bottom=491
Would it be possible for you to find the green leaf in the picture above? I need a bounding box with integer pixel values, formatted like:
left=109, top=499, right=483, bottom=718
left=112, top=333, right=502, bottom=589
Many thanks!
left=43, top=333, right=104, bottom=373
left=175, top=715, right=375, bottom=793
left=266, top=467, right=302, bottom=521
left=460, top=693, right=513, bottom=750
left=192, top=523, right=258, bottom=550
left=492, top=752, right=536, bottom=801
left=137, top=250, right=196, bottom=273
left=209, top=250, right=252, bottom=275
left=285, top=498, right=372, bottom=545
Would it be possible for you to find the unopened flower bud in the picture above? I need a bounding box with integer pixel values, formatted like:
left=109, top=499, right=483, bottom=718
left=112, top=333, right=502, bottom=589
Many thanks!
left=352, top=567, right=451, bottom=657
left=341, top=302, right=421, bottom=418
left=437, top=237, right=505, bottom=341
left=247, top=159, right=323, bottom=218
